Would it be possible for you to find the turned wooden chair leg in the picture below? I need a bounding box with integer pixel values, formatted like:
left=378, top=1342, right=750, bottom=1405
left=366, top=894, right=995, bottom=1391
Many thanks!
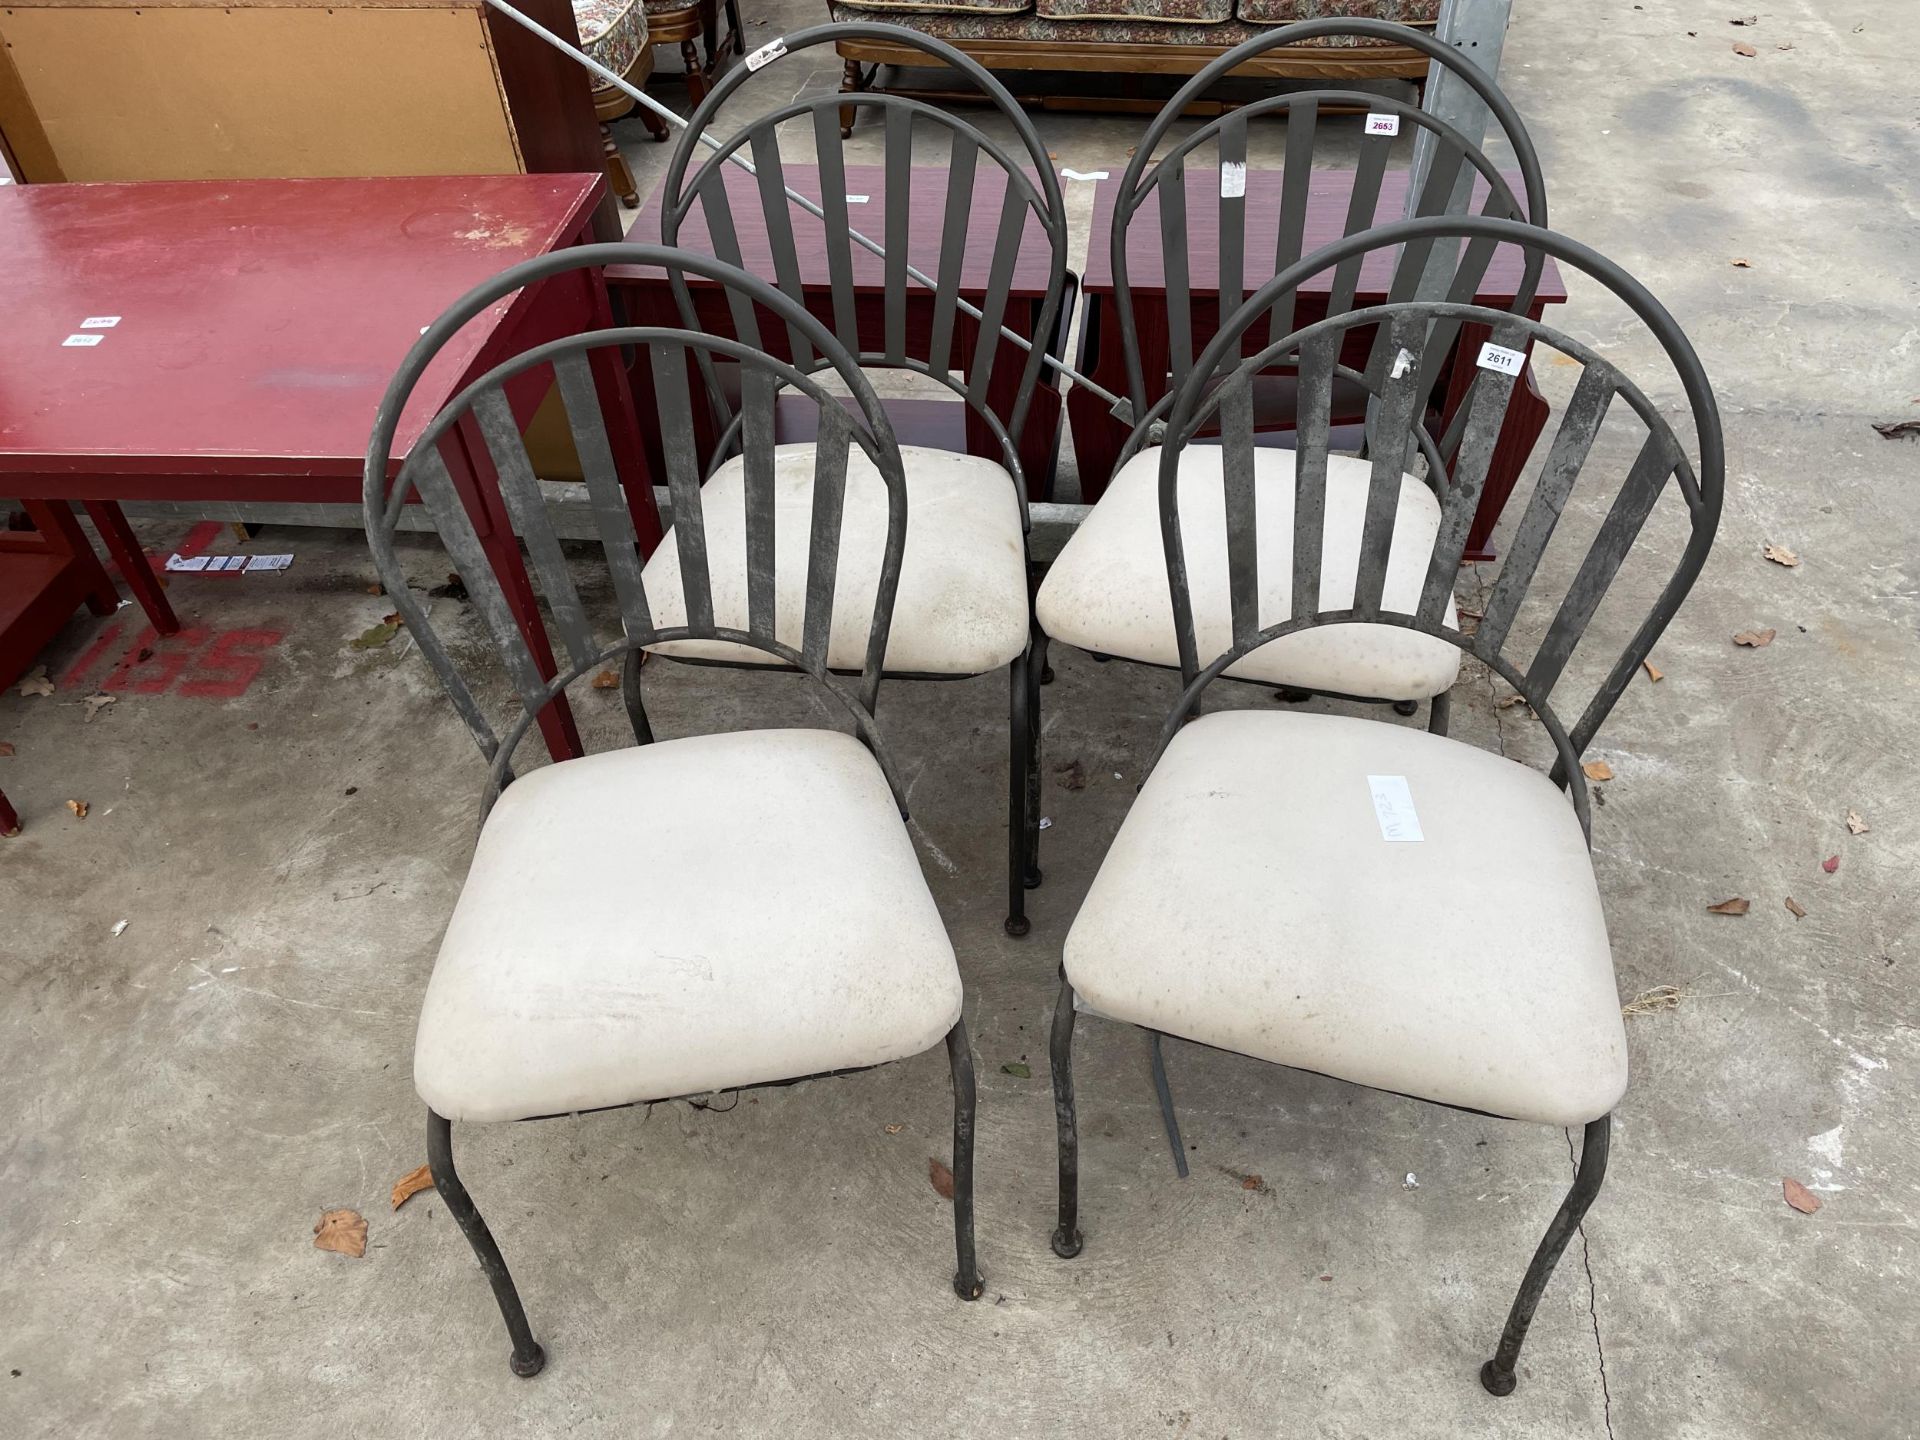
left=599, top=122, right=640, bottom=208
left=839, top=58, right=865, bottom=138
left=682, top=40, right=707, bottom=106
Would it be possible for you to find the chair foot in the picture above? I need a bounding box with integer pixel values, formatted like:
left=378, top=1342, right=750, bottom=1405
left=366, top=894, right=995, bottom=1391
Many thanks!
left=1004, top=914, right=1032, bottom=938
left=1023, top=866, right=1043, bottom=890
left=1039, top=664, right=1055, bottom=685
left=1393, top=699, right=1419, bottom=717
left=427, top=1109, right=545, bottom=1380
left=953, top=1274, right=984, bottom=1301
left=1274, top=686, right=1311, bottom=704
left=1051, top=1226, right=1084, bottom=1260
left=1481, top=1115, right=1612, bottom=1396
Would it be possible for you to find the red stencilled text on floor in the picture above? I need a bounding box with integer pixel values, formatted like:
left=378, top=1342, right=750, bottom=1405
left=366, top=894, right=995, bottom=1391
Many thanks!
left=60, top=622, right=284, bottom=699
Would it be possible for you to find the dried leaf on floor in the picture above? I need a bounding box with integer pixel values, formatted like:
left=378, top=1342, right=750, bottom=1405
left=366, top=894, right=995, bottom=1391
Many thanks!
left=883, top=1123, right=904, bottom=1135
left=0, top=741, right=14, bottom=757
left=1001, top=1062, right=1032, bottom=1079
left=1822, top=855, right=1840, bottom=874
left=390, top=1164, right=434, bottom=1211
left=1732, top=628, right=1777, bottom=648
left=365, top=583, right=384, bottom=596
left=1642, top=660, right=1664, bottom=682
left=928, top=1157, right=956, bottom=1201
left=591, top=669, right=621, bottom=690
left=1762, top=542, right=1800, bottom=567
left=83, top=694, right=116, bottom=723
left=1622, top=984, right=1684, bottom=1016
left=1242, top=1174, right=1266, bottom=1192
left=1053, top=759, right=1088, bottom=791
left=1782, top=1178, right=1821, bottom=1215
left=1872, top=419, right=1920, bottom=440
left=1846, top=809, right=1869, bottom=835
left=1729, top=13, right=1757, bottom=23
left=1732, top=40, right=1758, bottom=56
left=349, top=620, right=401, bottom=650
left=66, top=799, right=89, bottom=820
left=17, top=666, right=54, bottom=698
left=1784, top=897, right=1808, bottom=918
left=1582, top=760, right=1614, bottom=783
left=1706, top=897, right=1750, bottom=916
left=1730, top=257, right=1753, bottom=268
left=313, top=1208, right=368, bottom=1257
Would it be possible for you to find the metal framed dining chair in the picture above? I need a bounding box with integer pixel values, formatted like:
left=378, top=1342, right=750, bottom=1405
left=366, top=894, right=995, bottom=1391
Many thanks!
left=1046, top=216, right=1723, bottom=1397
left=362, top=244, right=985, bottom=1378
left=641, top=23, right=1074, bottom=937
left=1039, top=14, right=1549, bottom=727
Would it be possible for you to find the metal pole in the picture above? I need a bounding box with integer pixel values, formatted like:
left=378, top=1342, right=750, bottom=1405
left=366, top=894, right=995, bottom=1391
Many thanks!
left=1402, top=0, right=1513, bottom=299
left=477, top=0, right=1128, bottom=412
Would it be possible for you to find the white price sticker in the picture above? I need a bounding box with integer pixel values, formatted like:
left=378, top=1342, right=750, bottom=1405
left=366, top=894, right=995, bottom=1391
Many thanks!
left=1368, top=775, right=1425, bottom=843
left=1476, top=342, right=1527, bottom=377
left=1219, top=161, right=1247, bottom=199
left=1365, top=112, right=1401, bottom=138
left=63, top=334, right=104, bottom=347
left=81, top=316, right=122, bottom=329
left=1059, top=168, right=1108, bottom=182
left=744, top=36, right=786, bottom=71
left=1390, top=347, right=1414, bottom=379
left=844, top=194, right=870, bottom=204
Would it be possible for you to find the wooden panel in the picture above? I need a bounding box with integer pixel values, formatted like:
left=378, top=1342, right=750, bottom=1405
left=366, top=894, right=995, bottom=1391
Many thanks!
left=0, top=5, right=522, bottom=181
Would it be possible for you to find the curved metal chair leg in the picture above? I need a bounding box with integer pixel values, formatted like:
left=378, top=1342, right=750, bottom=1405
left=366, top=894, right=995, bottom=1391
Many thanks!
left=946, top=1020, right=984, bottom=1300
left=1481, top=1115, right=1612, bottom=1397
left=426, top=1109, right=546, bottom=1378
left=1149, top=1032, right=1190, bottom=1178
left=1049, top=976, right=1084, bottom=1258
left=620, top=648, right=655, bottom=746
left=1023, top=632, right=1049, bottom=891
left=1004, top=654, right=1032, bottom=936
left=1429, top=689, right=1452, bottom=737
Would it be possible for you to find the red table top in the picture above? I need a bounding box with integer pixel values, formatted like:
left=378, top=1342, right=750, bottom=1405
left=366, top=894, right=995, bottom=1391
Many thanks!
left=616, top=163, right=1061, bottom=298
left=0, top=174, right=604, bottom=484
left=1083, top=167, right=1566, bottom=304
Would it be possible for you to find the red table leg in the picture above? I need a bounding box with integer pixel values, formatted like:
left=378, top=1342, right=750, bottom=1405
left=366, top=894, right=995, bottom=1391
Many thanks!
left=0, top=787, right=19, bottom=837
left=80, top=500, right=180, bottom=634
left=21, top=501, right=118, bottom=617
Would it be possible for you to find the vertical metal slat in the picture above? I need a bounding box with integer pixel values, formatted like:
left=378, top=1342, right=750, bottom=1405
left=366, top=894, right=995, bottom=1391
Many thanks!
left=554, top=351, right=653, bottom=637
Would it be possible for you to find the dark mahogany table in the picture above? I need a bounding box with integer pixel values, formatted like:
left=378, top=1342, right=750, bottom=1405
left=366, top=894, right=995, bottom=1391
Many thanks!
left=0, top=174, right=655, bottom=760
left=617, top=162, right=1072, bottom=498
left=1072, top=168, right=1567, bottom=559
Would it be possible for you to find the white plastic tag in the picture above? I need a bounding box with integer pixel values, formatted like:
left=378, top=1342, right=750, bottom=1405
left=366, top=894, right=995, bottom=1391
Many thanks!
left=845, top=194, right=870, bottom=204
left=744, top=36, right=786, bottom=71
left=1476, top=341, right=1527, bottom=377
left=1390, top=347, right=1414, bottom=379
left=63, top=334, right=103, bottom=347
left=1365, top=112, right=1401, bottom=137
left=81, top=316, right=121, bottom=329
left=1368, top=775, right=1425, bottom=843
left=1219, top=161, right=1247, bottom=199
left=1059, top=168, right=1108, bottom=182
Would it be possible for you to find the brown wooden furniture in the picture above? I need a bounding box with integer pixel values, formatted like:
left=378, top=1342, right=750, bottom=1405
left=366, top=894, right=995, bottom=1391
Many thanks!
left=583, top=0, right=669, bottom=206
left=644, top=0, right=743, bottom=106
left=829, top=7, right=1439, bottom=123
left=0, top=0, right=622, bottom=238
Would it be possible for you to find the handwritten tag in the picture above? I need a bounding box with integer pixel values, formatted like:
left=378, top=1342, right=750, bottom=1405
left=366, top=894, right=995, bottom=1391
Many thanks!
left=1367, top=775, right=1425, bottom=843
left=1365, top=112, right=1401, bottom=137
left=845, top=194, right=870, bottom=204
left=1476, top=342, right=1527, bottom=377
left=81, top=316, right=122, bottom=329
left=744, top=36, right=786, bottom=71
left=1219, top=161, right=1247, bottom=199
left=62, top=334, right=104, bottom=347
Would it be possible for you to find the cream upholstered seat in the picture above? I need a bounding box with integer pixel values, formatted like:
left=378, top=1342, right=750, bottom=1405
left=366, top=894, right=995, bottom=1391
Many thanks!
left=1064, top=708, right=1627, bottom=1127
left=414, top=728, right=963, bottom=1124
left=1036, top=446, right=1464, bottom=701
left=642, top=443, right=1029, bottom=675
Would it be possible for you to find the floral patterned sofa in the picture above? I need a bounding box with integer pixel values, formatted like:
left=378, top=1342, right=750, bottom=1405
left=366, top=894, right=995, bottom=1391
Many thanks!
left=827, top=0, right=1442, bottom=119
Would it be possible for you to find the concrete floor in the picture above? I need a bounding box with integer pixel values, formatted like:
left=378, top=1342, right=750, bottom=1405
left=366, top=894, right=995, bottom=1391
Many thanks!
left=5, top=0, right=1919, bottom=1435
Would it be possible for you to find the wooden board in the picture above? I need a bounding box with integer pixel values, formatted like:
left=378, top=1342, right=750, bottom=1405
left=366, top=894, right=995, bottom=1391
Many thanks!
left=0, top=4, right=523, bottom=181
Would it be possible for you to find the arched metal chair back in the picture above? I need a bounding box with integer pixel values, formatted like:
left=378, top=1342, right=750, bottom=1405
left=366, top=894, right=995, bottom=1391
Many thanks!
left=362, top=244, right=913, bottom=814
left=659, top=23, right=1071, bottom=509
left=1153, top=217, right=1723, bottom=838
left=1113, top=17, right=1549, bottom=444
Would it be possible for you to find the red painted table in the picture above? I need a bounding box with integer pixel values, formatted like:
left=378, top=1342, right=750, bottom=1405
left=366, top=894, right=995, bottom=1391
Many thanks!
left=617, top=162, right=1071, bottom=498
left=0, top=174, right=658, bottom=760
left=1071, top=168, right=1566, bottom=559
